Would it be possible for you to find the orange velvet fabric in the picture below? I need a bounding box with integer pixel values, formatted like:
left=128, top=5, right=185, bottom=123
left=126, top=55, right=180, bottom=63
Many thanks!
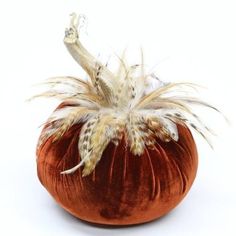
left=37, top=120, right=198, bottom=225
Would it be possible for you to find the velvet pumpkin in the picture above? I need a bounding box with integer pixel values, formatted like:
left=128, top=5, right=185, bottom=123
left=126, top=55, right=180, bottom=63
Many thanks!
left=33, top=13, right=214, bottom=226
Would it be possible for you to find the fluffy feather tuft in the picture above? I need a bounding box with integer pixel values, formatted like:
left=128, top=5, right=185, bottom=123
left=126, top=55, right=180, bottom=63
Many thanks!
left=33, top=13, right=222, bottom=176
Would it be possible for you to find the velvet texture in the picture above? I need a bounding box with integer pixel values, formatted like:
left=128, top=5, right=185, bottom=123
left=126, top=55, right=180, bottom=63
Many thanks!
left=37, top=122, right=198, bottom=225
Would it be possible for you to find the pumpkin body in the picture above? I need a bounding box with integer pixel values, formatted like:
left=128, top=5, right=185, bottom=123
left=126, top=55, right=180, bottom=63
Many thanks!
left=33, top=12, right=213, bottom=226
left=37, top=119, right=198, bottom=225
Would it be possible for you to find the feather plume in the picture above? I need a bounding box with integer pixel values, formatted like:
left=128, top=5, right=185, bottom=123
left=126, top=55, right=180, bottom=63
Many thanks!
left=41, top=76, right=94, bottom=93
left=136, top=82, right=202, bottom=109
left=38, top=106, right=96, bottom=148
left=126, top=113, right=146, bottom=155
left=32, top=13, right=223, bottom=177
left=61, top=114, right=124, bottom=176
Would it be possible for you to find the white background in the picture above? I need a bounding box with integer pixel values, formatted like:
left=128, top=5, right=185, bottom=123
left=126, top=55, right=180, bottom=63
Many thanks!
left=0, top=0, right=235, bottom=235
